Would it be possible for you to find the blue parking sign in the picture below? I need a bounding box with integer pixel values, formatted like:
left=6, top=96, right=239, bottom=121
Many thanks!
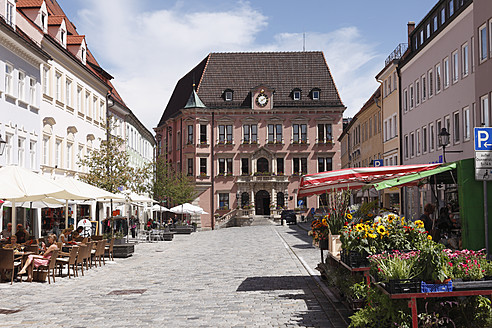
left=475, top=127, right=492, bottom=151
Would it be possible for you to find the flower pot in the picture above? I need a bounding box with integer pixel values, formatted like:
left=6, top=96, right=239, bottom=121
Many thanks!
left=329, top=234, right=342, bottom=257
left=319, top=239, right=329, bottom=250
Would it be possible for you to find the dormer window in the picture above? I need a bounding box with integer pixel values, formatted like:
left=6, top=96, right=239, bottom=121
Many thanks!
left=60, top=30, right=66, bottom=46
left=6, top=1, right=14, bottom=27
left=312, top=90, right=320, bottom=100
left=41, top=13, right=47, bottom=31
left=224, top=90, right=233, bottom=101
left=293, top=89, right=301, bottom=101
left=81, top=47, right=86, bottom=63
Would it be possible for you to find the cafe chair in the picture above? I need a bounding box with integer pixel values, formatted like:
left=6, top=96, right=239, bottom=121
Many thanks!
left=56, top=246, right=79, bottom=279
left=26, top=245, right=39, bottom=254
left=34, top=249, right=59, bottom=284
left=105, top=237, right=115, bottom=261
left=75, top=245, right=87, bottom=276
left=0, top=248, right=22, bottom=285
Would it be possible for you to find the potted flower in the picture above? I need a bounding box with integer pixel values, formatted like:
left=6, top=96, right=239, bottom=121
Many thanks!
left=309, top=218, right=329, bottom=250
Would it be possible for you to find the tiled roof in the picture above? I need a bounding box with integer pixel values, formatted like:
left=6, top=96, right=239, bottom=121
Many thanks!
left=16, top=0, right=44, bottom=8
left=67, top=35, right=84, bottom=45
left=158, top=51, right=344, bottom=127
left=48, top=15, right=64, bottom=25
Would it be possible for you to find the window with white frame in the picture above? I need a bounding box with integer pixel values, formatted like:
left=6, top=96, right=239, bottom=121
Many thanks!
left=93, top=97, right=98, bottom=121
left=218, top=125, right=233, bottom=144
left=416, top=129, right=421, bottom=155
left=410, top=132, right=415, bottom=157
left=445, top=115, right=451, bottom=135
left=5, top=134, right=12, bottom=164
left=453, top=111, right=460, bottom=143
left=452, top=51, right=459, bottom=83
left=430, top=123, right=435, bottom=151
left=187, top=158, right=193, bottom=176
left=199, top=124, right=207, bottom=144
left=293, top=90, right=301, bottom=100
left=384, top=121, right=388, bottom=141
left=480, top=24, right=488, bottom=62
left=293, top=157, right=308, bottom=175
left=55, top=139, right=62, bottom=167
left=312, top=90, right=320, bottom=100
left=66, top=78, right=72, bottom=107
left=187, top=125, right=193, bottom=144
left=471, top=36, right=476, bottom=73
left=30, top=140, right=36, bottom=169
left=217, top=158, right=232, bottom=175
left=29, top=77, right=36, bottom=105
left=77, top=86, right=83, bottom=113
left=389, top=117, right=393, bottom=139
left=18, top=138, right=25, bottom=167
left=437, top=120, right=442, bottom=147
left=55, top=72, right=62, bottom=102
left=43, top=66, right=50, bottom=95
left=422, top=126, right=428, bottom=153
left=225, top=91, right=233, bottom=101
left=100, top=102, right=105, bottom=122
left=18, top=71, right=25, bottom=101
left=293, top=124, right=307, bottom=143
left=409, top=85, right=414, bottom=109
left=317, top=157, right=332, bottom=172
left=85, top=92, right=91, bottom=118
left=428, top=69, right=434, bottom=97
left=403, top=89, right=408, bottom=112
left=389, top=76, right=392, bottom=93
left=481, top=95, right=490, bottom=126
left=218, top=193, right=229, bottom=210
left=199, top=158, right=207, bottom=176
left=42, top=136, right=49, bottom=165
left=404, top=135, right=409, bottom=159
left=393, top=114, right=397, bottom=138
left=433, top=15, right=438, bottom=32
left=66, top=143, right=72, bottom=169
left=436, top=63, right=442, bottom=93
left=422, top=75, right=427, bottom=101
left=443, top=57, right=450, bottom=88
left=77, top=145, right=84, bottom=169
left=463, top=106, right=470, bottom=140
left=415, top=80, right=420, bottom=106
left=6, top=1, right=14, bottom=26
left=5, top=64, right=13, bottom=95
left=393, top=72, right=397, bottom=90
left=267, top=124, right=283, bottom=143
left=461, top=43, right=469, bottom=77
left=317, top=124, right=332, bottom=143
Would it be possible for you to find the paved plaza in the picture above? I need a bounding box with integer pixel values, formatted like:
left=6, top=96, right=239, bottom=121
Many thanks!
left=0, top=222, right=349, bottom=327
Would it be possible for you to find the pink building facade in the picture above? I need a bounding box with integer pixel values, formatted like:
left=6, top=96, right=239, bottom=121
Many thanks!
left=155, top=52, right=345, bottom=229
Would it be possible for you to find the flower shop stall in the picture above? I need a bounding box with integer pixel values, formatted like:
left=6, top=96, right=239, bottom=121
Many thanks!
left=299, top=162, right=492, bottom=327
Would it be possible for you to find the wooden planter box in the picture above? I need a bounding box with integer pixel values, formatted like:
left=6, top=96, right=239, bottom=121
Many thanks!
left=105, top=244, right=135, bottom=258
left=163, top=232, right=174, bottom=241
left=171, top=227, right=194, bottom=234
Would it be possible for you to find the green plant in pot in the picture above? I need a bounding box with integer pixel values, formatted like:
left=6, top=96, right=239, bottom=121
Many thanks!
left=417, top=240, right=451, bottom=283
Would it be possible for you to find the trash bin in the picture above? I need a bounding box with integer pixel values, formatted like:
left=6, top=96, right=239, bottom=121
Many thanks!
left=301, top=215, right=305, bottom=222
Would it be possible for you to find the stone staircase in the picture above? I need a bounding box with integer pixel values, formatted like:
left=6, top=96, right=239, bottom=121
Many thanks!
left=250, top=215, right=273, bottom=226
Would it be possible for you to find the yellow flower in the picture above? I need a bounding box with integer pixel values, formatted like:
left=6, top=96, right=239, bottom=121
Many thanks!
left=355, top=224, right=364, bottom=232
left=346, top=213, right=353, bottom=220
left=376, top=225, right=386, bottom=235
left=415, top=220, right=424, bottom=228
left=322, top=219, right=328, bottom=227
left=368, top=233, right=377, bottom=239
left=427, top=235, right=432, bottom=240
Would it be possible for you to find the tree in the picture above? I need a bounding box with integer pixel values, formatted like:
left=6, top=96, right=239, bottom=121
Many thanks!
left=77, top=125, right=152, bottom=195
left=153, top=155, right=196, bottom=206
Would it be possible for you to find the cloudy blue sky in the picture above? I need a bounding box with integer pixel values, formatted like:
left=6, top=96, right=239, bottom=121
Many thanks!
left=59, top=0, right=436, bottom=131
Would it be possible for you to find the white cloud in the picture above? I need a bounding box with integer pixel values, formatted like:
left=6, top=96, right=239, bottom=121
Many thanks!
left=73, top=1, right=383, bottom=131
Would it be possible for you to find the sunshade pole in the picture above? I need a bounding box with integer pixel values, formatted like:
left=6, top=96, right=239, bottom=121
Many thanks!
left=12, top=201, right=16, bottom=235
left=65, top=200, right=69, bottom=230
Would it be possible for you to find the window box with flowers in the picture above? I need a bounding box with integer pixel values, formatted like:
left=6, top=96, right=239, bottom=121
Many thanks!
left=198, top=172, right=209, bottom=179
left=218, top=206, right=229, bottom=211
left=217, top=172, right=225, bottom=177
left=254, top=172, right=271, bottom=176
left=226, top=172, right=233, bottom=177
left=251, top=140, right=258, bottom=145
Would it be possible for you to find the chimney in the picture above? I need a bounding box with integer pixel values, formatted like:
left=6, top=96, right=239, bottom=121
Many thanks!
left=407, top=21, right=415, bottom=45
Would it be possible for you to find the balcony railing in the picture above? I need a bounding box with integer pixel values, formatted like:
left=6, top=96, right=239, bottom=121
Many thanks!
left=236, top=175, right=289, bottom=183
left=385, top=43, right=408, bottom=66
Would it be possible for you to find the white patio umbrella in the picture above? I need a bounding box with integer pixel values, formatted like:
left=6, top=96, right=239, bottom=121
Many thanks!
left=0, top=166, right=80, bottom=233
left=53, top=177, right=126, bottom=228
left=170, top=203, right=208, bottom=214
left=4, top=198, right=64, bottom=209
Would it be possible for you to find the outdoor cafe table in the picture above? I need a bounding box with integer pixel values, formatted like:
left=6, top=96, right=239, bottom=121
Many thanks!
left=375, top=282, right=492, bottom=328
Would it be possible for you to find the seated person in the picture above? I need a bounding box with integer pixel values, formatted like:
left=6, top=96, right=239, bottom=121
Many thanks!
left=18, top=234, right=58, bottom=282
left=3, top=235, right=19, bottom=249
left=1, top=223, right=12, bottom=239
left=15, top=224, right=30, bottom=244
left=72, top=226, right=83, bottom=240
left=58, top=229, right=71, bottom=243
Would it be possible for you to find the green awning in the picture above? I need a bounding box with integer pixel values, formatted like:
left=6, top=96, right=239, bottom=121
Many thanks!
left=373, top=162, right=457, bottom=191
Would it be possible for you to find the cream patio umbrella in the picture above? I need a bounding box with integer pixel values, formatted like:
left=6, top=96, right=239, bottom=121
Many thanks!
left=53, top=177, right=126, bottom=229
left=0, top=166, right=80, bottom=234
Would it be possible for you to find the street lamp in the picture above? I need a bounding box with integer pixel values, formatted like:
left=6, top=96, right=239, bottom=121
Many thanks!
left=438, top=128, right=450, bottom=163
left=0, top=134, right=6, bottom=156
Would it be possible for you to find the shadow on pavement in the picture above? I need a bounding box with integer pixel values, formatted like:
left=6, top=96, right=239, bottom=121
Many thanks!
left=237, top=276, right=346, bottom=327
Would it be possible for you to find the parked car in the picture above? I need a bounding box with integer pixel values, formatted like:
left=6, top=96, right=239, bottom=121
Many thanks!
left=281, top=210, right=297, bottom=225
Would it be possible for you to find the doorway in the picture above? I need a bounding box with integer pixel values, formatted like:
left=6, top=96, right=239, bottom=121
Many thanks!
left=255, top=190, right=270, bottom=215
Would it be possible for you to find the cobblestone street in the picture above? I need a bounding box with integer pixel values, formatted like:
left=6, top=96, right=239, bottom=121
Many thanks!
left=0, top=223, right=349, bottom=327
